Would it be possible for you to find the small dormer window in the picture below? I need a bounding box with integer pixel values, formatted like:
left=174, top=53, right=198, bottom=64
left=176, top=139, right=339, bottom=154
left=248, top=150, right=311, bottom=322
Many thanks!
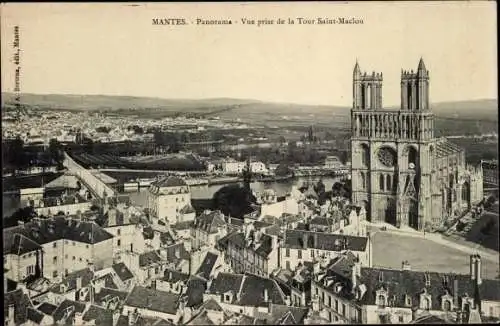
left=377, top=294, right=387, bottom=308
left=443, top=299, right=452, bottom=311
left=420, top=294, right=432, bottom=310
left=405, top=295, right=412, bottom=307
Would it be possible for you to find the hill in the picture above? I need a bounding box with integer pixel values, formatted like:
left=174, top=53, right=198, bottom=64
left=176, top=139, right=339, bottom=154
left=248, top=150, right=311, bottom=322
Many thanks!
left=2, top=93, right=497, bottom=131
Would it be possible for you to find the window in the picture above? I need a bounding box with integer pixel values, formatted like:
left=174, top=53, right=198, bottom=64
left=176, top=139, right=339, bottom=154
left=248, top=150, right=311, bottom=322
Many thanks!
left=26, top=265, right=34, bottom=275
left=117, top=239, right=121, bottom=247
left=328, top=296, right=332, bottom=308
left=286, top=261, right=290, bottom=271
left=329, top=312, right=332, bottom=322
left=386, top=175, right=392, bottom=191
left=72, top=256, right=76, bottom=261
left=422, top=297, right=431, bottom=310
left=73, top=242, right=76, bottom=246
left=85, top=245, right=89, bottom=249
left=379, top=174, right=385, bottom=191
left=298, top=249, right=302, bottom=259
left=399, top=316, right=404, bottom=323
left=335, top=299, right=339, bottom=312
left=285, top=248, right=290, bottom=257
left=79, top=258, right=82, bottom=262
left=117, top=229, right=121, bottom=236
left=342, top=303, right=346, bottom=316
left=53, top=242, right=57, bottom=248
left=443, top=300, right=451, bottom=311
left=377, top=294, right=386, bottom=308
left=65, top=254, right=68, bottom=259
left=53, top=271, right=58, bottom=278
left=65, top=269, right=69, bottom=276
left=53, top=256, right=57, bottom=264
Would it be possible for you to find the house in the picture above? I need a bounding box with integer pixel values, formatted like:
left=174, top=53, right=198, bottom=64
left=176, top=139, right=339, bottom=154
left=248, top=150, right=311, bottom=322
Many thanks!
left=191, top=210, right=227, bottom=251
left=258, top=189, right=300, bottom=219
left=217, top=221, right=280, bottom=277
left=123, top=286, right=182, bottom=324
left=47, top=267, right=95, bottom=302
left=3, top=216, right=114, bottom=282
left=203, top=272, right=289, bottom=317
left=156, top=269, right=190, bottom=294
left=121, top=243, right=190, bottom=285
left=148, top=176, right=192, bottom=225
left=280, top=229, right=372, bottom=272
left=4, top=289, right=35, bottom=326
left=311, top=253, right=500, bottom=324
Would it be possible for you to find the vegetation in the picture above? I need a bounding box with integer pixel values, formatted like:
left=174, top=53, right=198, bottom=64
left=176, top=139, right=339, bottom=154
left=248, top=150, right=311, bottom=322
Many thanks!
left=4, top=206, right=38, bottom=228
left=212, top=184, right=257, bottom=219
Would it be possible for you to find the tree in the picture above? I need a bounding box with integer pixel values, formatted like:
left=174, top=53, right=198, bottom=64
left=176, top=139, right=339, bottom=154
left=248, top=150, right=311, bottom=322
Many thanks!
left=48, top=138, right=64, bottom=166
left=275, top=163, right=292, bottom=177
left=314, top=179, right=326, bottom=196
left=212, top=184, right=257, bottom=219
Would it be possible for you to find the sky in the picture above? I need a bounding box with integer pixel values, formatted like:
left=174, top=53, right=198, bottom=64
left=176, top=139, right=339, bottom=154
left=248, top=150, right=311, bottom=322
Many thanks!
left=1, top=2, right=497, bottom=106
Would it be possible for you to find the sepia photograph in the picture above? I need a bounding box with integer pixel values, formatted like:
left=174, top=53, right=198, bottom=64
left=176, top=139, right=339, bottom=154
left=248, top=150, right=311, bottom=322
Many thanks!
left=1, top=2, right=498, bottom=325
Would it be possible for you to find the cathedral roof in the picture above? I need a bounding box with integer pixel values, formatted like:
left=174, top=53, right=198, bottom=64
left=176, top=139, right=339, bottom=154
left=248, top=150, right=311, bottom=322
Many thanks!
left=434, top=138, right=463, bottom=159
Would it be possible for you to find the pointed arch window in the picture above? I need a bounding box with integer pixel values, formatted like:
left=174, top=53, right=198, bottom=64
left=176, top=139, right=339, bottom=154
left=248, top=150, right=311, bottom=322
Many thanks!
left=386, top=175, right=392, bottom=192
left=379, top=174, right=385, bottom=191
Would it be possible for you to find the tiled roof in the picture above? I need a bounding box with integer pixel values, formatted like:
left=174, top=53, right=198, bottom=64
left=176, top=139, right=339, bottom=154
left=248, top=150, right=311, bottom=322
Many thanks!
left=238, top=273, right=286, bottom=307
left=196, top=252, right=218, bottom=280
left=179, top=204, right=195, bottom=214
left=4, top=216, right=114, bottom=246
left=52, top=300, right=86, bottom=325
left=139, top=250, right=163, bottom=267
left=27, top=307, right=46, bottom=324
left=434, top=138, right=463, bottom=159
left=219, top=231, right=276, bottom=258
left=283, top=229, right=368, bottom=252
left=185, top=276, right=207, bottom=308
left=4, top=289, right=33, bottom=325
left=187, top=310, right=215, bottom=325
left=153, top=176, right=187, bottom=188
left=49, top=267, right=94, bottom=294
left=94, top=287, right=129, bottom=306
left=36, top=302, right=57, bottom=315
left=112, top=262, right=134, bottom=282
left=163, top=269, right=190, bottom=284
left=208, top=272, right=245, bottom=296
left=194, top=210, right=226, bottom=234
left=357, top=267, right=500, bottom=310
left=3, top=233, right=42, bottom=255
left=82, top=305, right=113, bottom=325
left=116, top=315, right=174, bottom=326
left=124, top=286, right=180, bottom=315
left=44, top=174, right=80, bottom=189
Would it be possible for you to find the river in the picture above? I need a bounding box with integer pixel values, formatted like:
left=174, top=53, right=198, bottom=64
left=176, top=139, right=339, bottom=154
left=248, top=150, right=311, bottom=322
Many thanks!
left=127, top=176, right=341, bottom=207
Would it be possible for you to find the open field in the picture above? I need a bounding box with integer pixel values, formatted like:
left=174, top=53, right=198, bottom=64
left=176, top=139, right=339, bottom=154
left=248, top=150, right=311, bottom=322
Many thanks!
left=372, top=232, right=499, bottom=279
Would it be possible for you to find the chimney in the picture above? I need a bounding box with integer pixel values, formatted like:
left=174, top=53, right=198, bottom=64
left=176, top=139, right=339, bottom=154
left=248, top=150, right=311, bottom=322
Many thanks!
left=453, top=278, right=459, bottom=308
left=475, top=255, right=482, bottom=285
left=470, top=255, right=476, bottom=281
left=302, top=233, right=308, bottom=249
left=470, top=254, right=482, bottom=285
left=264, top=288, right=269, bottom=302
left=112, top=310, right=120, bottom=326
left=76, top=276, right=82, bottom=290
left=8, top=304, right=15, bottom=324
left=402, top=260, right=411, bottom=271
left=128, top=311, right=136, bottom=326
left=73, top=312, right=83, bottom=326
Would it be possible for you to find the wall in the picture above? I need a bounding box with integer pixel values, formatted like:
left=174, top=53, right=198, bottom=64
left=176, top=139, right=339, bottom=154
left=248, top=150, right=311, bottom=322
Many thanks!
left=122, top=305, right=179, bottom=324
left=4, top=251, right=40, bottom=282
left=35, top=202, right=92, bottom=216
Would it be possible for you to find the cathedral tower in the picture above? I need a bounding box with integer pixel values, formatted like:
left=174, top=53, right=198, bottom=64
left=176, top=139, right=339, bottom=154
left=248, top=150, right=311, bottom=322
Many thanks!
left=350, top=59, right=435, bottom=231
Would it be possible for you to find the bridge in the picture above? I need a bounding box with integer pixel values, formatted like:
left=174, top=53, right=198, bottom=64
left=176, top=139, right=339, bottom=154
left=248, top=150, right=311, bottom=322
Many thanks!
left=63, top=152, right=116, bottom=200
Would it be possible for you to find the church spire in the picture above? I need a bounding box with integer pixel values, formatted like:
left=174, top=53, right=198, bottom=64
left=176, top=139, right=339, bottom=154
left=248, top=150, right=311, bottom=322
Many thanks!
left=417, top=57, right=427, bottom=74
left=353, top=59, right=361, bottom=78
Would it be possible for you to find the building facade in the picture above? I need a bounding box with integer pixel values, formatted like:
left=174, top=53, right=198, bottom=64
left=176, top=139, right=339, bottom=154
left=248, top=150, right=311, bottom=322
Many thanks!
left=147, top=176, right=192, bottom=225
left=350, top=59, right=483, bottom=230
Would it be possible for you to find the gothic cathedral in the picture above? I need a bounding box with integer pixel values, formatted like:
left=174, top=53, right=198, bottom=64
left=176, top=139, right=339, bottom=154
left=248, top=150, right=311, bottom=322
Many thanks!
left=350, top=59, right=483, bottom=231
